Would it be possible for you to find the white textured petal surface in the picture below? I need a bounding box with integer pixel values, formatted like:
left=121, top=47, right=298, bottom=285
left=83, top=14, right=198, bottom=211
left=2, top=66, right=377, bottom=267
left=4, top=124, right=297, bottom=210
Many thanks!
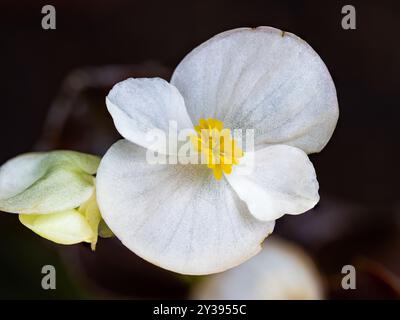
left=191, top=237, right=324, bottom=300
left=96, top=139, right=274, bottom=275
left=226, top=145, right=319, bottom=221
left=0, top=151, right=99, bottom=214
left=171, top=27, right=339, bottom=154
left=106, top=77, right=194, bottom=152
left=19, top=209, right=94, bottom=245
left=0, top=153, right=46, bottom=200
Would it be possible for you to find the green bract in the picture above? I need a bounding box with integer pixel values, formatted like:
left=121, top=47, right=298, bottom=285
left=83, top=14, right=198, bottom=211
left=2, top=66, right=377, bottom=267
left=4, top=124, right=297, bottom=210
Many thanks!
left=0, top=150, right=111, bottom=249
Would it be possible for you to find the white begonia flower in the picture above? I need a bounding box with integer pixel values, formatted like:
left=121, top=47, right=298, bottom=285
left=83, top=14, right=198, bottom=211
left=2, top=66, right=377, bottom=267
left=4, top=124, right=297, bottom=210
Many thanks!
left=191, top=237, right=325, bottom=300
left=0, top=150, right=110, bottom=250
left=97, top=27, right=339, bottom=275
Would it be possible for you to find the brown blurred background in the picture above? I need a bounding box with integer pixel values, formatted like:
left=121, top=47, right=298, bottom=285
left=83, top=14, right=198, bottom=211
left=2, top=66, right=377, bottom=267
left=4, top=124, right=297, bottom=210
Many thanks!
left=0, top=0, right=399, bottom=299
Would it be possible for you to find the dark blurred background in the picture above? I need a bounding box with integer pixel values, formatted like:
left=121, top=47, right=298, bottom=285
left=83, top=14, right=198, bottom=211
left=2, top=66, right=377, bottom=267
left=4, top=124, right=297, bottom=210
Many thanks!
left=0, top=0, right=399, bottom=299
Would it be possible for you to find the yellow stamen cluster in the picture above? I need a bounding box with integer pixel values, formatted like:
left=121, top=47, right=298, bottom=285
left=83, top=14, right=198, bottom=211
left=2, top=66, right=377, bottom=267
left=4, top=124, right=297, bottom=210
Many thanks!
left=190, top=118, right=244, bottom=180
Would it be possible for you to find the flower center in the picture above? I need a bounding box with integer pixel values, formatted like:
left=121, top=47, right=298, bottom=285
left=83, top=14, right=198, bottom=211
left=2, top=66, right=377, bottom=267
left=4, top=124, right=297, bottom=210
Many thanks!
left=190, top=118, right=244, bottom=180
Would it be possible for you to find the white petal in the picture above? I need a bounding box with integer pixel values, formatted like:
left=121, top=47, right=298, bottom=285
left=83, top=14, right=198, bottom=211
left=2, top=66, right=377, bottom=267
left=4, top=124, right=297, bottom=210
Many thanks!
left=226, top=145, right=319, bottom=221
left=19, top=209, right=94, bottom=245
left=0, top=153, right=46, bottom=200
left=96, top=139, right=274, bottom=275
left=106, top=78, right=194, bottom=152
left=0, top=151, right=99, bottom=214
left=98, top=219, right=114, bottom=238
left=171, top=27, right=338, bottom=154
left=191, top=237, right=325, bottom=300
